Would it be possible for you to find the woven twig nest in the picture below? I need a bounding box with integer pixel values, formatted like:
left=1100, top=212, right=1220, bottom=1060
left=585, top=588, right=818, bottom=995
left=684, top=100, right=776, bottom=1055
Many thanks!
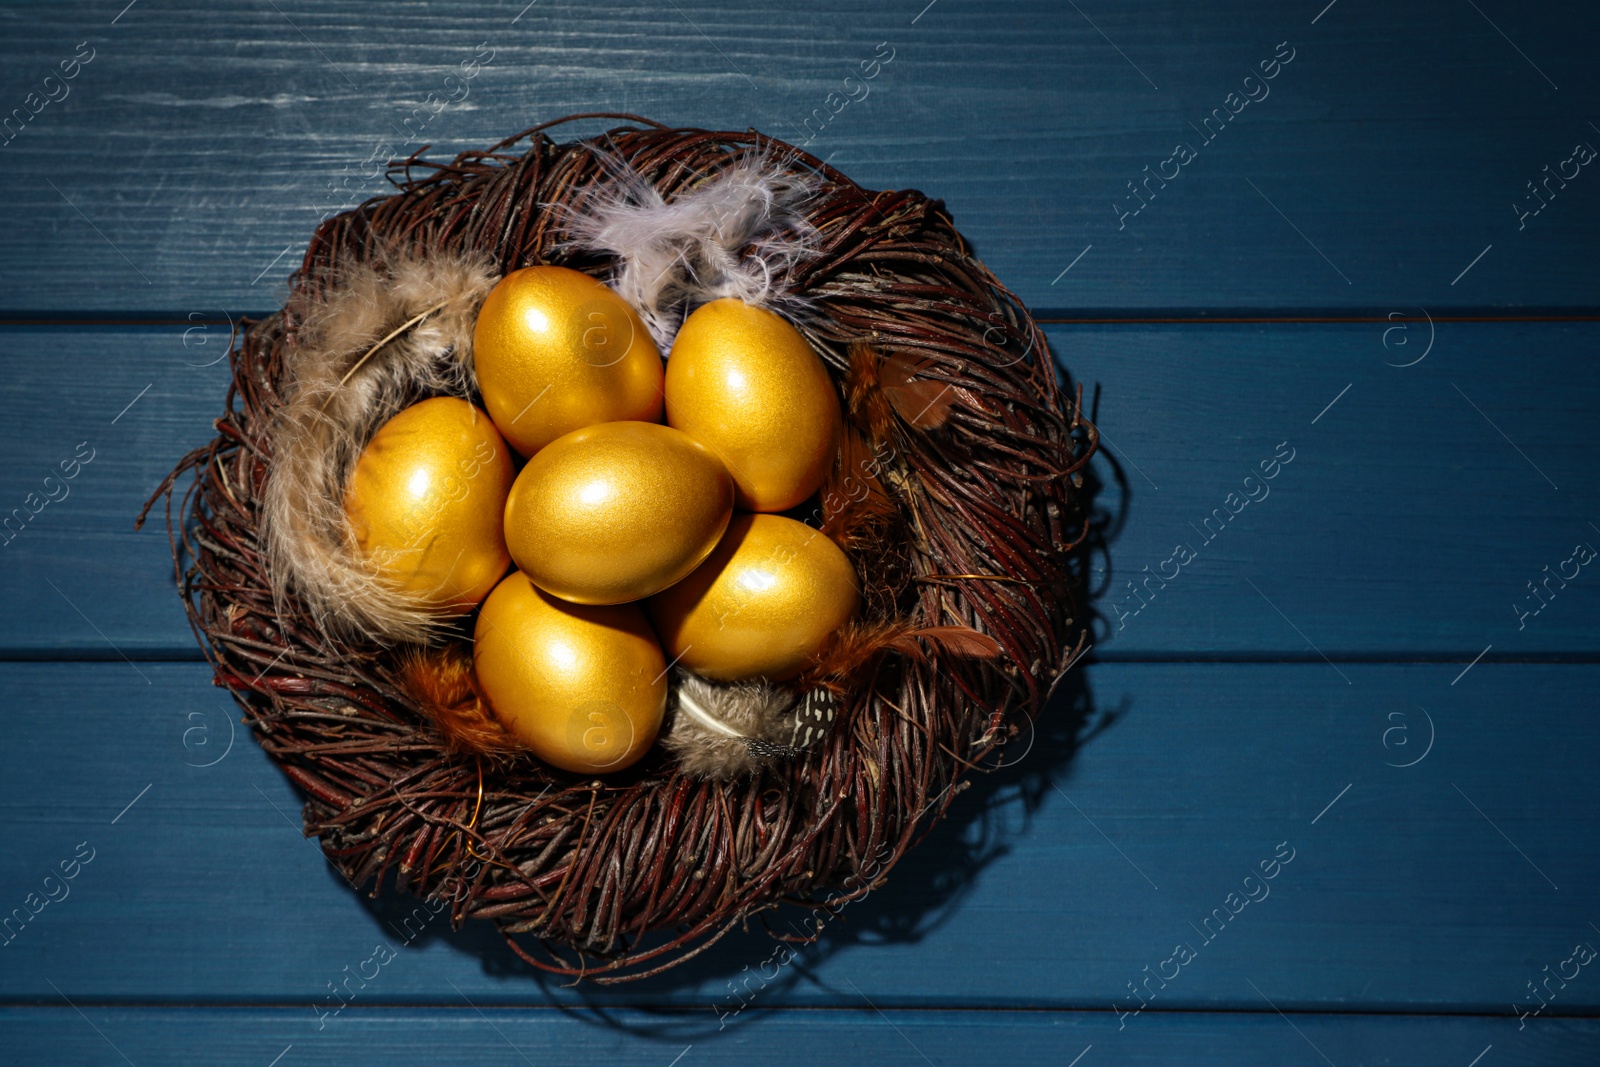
left=145, top=114, right=1097, bottom=982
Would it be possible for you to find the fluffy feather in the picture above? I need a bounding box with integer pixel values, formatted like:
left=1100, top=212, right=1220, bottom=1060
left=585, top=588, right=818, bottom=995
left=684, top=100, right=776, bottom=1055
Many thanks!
left=820, top=428, right=898, bottom=552
left=556, top=146, right=823, bottom=351
left=262, top=251, right=497, bottom=645
left=800, top=619, right=1004, bottom=693
left=844, top=340, right=896, bottom=444
left=661, top=670, right=838, bottom=779
left=398, top=642, right=513, bottom=755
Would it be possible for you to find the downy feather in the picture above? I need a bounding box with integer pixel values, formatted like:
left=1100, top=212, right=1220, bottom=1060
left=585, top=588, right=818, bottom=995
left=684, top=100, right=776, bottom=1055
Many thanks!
left=262, top=251, right=497, bottom=645
left=556, top=146, right=823, bottom=352
left=662, top=670, right=839, bottom=779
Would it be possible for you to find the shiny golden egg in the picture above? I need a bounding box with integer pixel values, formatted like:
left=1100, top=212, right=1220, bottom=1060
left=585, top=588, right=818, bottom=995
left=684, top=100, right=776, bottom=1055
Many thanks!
left=647, top=513, right=859, bottom=682
left=344, top=396, right=515, bottom=613
left=473, top=265, right=664, bottom=456
left=473, top=571, right=666, bottom=774
left=503, top=421, right=734, bottom=606
left=664, top=298, right=842, bottom=512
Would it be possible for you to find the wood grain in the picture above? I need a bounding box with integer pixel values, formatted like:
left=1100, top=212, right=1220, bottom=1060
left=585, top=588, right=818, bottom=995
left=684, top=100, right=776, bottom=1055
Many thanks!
left=0, top=1, right=1596, bottom=315
left=1, top=323, right=1594, bottom=656
left=2, top=1006, right=1598, bottom=1067
left=2, top=661, right=1594, bottom=1013
left=2, top=0, right=1597, bottom=1056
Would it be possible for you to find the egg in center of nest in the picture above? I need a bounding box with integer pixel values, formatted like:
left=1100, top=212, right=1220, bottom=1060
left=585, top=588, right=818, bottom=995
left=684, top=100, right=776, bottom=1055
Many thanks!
left=503, top=421, right=734, bottom=605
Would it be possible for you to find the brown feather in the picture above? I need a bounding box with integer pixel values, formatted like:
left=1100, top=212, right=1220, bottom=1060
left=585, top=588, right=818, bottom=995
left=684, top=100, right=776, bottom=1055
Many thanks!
left=397, top=643, right=515, bottom=756
left=801, top=619, right=1005, bottom=692
left=820, top=428, right=897, bottom=550
left=889, top=625, right=1003, bottom=659
left=797, top=618, right=912, bottom=692
left=846, top=341, right=976, bottom=437
left=844, top=340, right=895, bottom=445
left=881, top=350, right=957, bottom=430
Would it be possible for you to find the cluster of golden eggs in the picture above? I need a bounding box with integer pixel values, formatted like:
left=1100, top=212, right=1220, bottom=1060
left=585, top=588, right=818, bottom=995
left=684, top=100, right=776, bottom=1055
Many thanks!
left=342, top=266, right=857, bottom=775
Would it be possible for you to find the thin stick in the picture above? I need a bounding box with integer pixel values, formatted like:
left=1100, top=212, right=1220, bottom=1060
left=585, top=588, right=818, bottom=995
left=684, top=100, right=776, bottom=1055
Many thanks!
left=544, top=785, right=601, bottom=920
left=916, top=573, right=1032, bottom=584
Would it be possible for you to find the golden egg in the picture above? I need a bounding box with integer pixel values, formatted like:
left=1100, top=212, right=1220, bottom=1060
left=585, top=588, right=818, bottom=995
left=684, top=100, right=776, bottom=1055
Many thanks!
left=647, top=513, right=859, bottom=682
left=473, top=265, right=664, bottom=456
left=504, top=421, right=734, bottom=605
left=344, top=396, right=515, bottom=612
left=473, top=571, right=666, bottom=774
left=665, top=298, right=842, bottom=512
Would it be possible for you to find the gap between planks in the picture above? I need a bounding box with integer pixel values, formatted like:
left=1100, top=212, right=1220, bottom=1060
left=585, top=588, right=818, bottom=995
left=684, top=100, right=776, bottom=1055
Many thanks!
left=3, top=310, right=1600, bottom=328
left=5, top=651, right=1600, bottom=665
left=2, top=1001, right=1596, bottom=1020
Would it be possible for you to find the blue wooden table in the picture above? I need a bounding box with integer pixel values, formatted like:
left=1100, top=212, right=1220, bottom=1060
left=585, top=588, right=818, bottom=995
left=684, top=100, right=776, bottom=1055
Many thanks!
left=3, top=1, right=1598, bottom=1063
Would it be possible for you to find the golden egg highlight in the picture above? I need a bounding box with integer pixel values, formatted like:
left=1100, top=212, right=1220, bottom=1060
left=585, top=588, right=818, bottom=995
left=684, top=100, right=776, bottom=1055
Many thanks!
left=665, top=298, right=842, bottom=512
left=473, top=265, right=664, bottom=456
left=343, top=396, right=514, bottom=612
left=647, top=513, right=859, bottom=682
left=504, top=421, right=734, bottom=605
left=473, top=572, right=666, bottom=774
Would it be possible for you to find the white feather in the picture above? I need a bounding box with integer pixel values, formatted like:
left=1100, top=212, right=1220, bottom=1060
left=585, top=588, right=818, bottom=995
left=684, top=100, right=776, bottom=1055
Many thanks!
left=556, top=146, right=823, bottom=352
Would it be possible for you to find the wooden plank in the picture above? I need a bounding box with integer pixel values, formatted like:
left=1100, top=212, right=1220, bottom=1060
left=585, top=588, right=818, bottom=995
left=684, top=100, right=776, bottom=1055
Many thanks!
left=3, top=661, right=1596, bottom=1013
left=3, top=323, right=1596, bottom=656
left=1, top=1006, right=1597, bottom=1067
left=1, top=2, right=1597, bottom=314
left=1065, top=319, right=1600, bottom=658
left=0, top=327, right=225, bottom=658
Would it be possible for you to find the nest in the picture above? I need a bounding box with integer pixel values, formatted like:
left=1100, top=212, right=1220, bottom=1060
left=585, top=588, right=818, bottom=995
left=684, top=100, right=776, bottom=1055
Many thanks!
left=142, top=114, right=1098, bottom=982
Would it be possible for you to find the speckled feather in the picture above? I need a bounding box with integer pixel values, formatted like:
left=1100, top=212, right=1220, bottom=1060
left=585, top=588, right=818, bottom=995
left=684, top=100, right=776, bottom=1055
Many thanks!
left=662, top=670, right=837, bottom=779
